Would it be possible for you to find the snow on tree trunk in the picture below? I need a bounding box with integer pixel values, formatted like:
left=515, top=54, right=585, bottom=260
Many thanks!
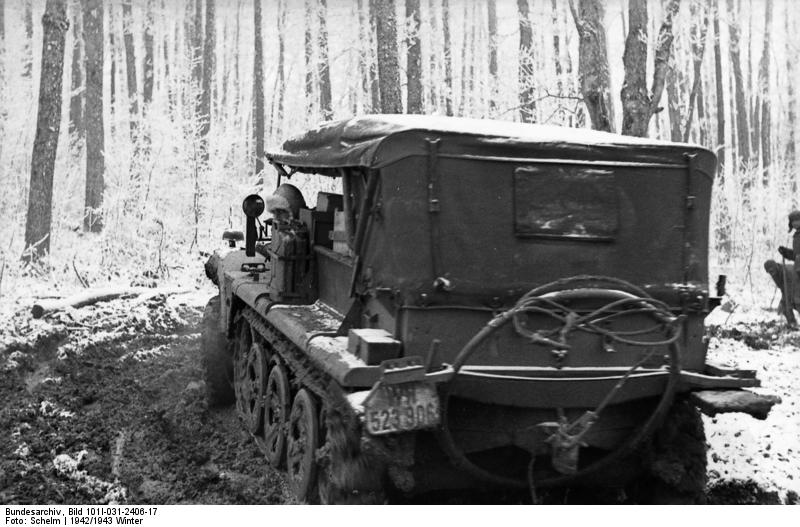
left=568, top=0, right=615, bottom=132
left=143, top=0, right=154, bottom=109
left=276, top=0, right=286, bottom=135
left=304, top=0, right=316, bottom=119
left=441, top=0, right=453, bottom=116
left=786, top=2, right=796, bottom=163
left=24, top=0, right=68, bottom=260
left=357, top=0, right=371, bottom=112
left=727, top=0, right=750, bottom=166
left=368, top=0, right=380, bottom=112
left=620, top=0, right=680, bottom=137
left=517, top=0, right=535, bottom=123
left=683, top=2, right=709, bottom=143
left=757, top=0, right=772, bottom=176
left=406, top=0, right=423, bottom=114
left=200, top=0, right=214, bottom=159
left=23, top=0, right=33, bottom=78
left=713, top=3, right=725, bottom=160
left=375, top=0, right=402, bottom=113
left=69, top=1, right=83, bottom=138
left=487, top=0, right=497, bottom=112
left=83, top=0, right=104, bottom=233
left=253, top=0, right=264, bottom=175
left=192, top=0, right=203, bottom=117
left=122, top=1, right=138, bottom=142
left=318, top=0, right=333, bottom=120
left=426, top=0, right=439, bottom=112
left=620, top=0, right=648, bottom=136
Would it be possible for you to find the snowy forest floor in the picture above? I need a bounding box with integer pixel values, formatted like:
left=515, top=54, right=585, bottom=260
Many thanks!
left=0, top=269, right=798, bottom=504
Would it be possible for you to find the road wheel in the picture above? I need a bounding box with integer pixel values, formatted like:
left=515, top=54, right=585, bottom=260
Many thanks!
left=287, top=388, right=320, bottom=503
left=200, top=296, right=234, bottom=406
left=263, top=360, right=290, bottom=468
left=242, top=341, right=269, bottom=434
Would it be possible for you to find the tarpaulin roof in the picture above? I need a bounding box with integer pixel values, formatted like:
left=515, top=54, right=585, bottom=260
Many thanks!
left=266, top=115, right=716, bottom=174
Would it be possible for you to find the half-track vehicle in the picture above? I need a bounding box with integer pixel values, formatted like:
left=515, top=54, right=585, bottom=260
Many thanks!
left=202, top=115, right=780, bottom=504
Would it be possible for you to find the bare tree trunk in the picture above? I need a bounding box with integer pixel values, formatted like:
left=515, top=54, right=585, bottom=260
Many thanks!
left=0, top=0, right=4, bottom=92
left=786, top=0, right=796, bottom=162
left=199, top=0, right=214, bottom=159
left=487, top=0, right=497, bottom=112
left=83, top=0, right=104, bottom=233
left=24, top=0, right=68, bottom=260
left=757, top=0, right=772, bottom=176
left=426, top=0, right=439, bottom=111
left=458, top=1, right=468, bottom=115
left=552, top=0, right=562, bottom=91
left=276, top=0, right=286, bottom=134
left=69, top=1, right=83, bottom=138
left=713, top=1, right=725, bottom=155
left=747, top=0, right=758, bottom=164
left=357, top=0, right=370, bottom=111
left=122, top=1, right=138, bottom=142
left=318, top=0, right=333, bottom=120
left=568, top=0, right=614, bottom=132
left=304, top=0, right=315, bottom=119
left=143, top=0, right=155, bottom=109
left=23, top=0, right=33, bottom=78
left=375, top=0, right=402, bottom=113
left=683, top=2, right=709, bottom=142
left=192, top=0, right=203, bottom=115
left=442, top=0, right=453, bottom=115
left=666, top=53, right=683, bottom=141
left=253, top=0, right=264, bottom=175
left=727, top=0, right=749, bottom=165
left=163, top=1, right=176, bottom=116
left=620, top=0, right=680, bottom=137
left=517, top=0, right=535, bottom=123
left=368, top=0, right=380, bottom=111
left=697, top=79, right=707, bottom=145
left=620, top=0, right=648, bottom=136
left=109, top=14, right=115, bottom=124
left=406, top=0, right=423, bottom=114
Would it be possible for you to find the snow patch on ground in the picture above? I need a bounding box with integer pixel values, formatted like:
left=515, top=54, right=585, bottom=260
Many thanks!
left=52, top=451, right=128, bottom=504
left=704, top=331, right=800, bottom=501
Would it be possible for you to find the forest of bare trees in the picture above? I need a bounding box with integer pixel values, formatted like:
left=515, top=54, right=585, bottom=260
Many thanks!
left=0, top=0, right=797, bottom=297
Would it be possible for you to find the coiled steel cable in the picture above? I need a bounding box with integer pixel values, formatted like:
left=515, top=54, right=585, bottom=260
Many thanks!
left=435, top=275, right=683, bottom=496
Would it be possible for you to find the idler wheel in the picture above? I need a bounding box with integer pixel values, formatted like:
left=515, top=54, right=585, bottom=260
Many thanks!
left=287, top=388, right=320, bottom=502
left=264, top=360, right=290, bottom=468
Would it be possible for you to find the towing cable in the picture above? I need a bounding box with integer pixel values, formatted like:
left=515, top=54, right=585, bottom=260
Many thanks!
left=434, top=276, right=684, bottom=502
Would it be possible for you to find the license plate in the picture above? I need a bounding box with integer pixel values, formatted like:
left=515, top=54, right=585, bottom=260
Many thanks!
left=364, top=381, right=440, bottom=435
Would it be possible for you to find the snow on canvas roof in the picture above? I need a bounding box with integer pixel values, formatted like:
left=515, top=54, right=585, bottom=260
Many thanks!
left=267, top=114, right=713, bottom=171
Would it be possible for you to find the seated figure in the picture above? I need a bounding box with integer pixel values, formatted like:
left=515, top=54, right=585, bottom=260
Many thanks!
left=764, top=259, right=798, bottom=325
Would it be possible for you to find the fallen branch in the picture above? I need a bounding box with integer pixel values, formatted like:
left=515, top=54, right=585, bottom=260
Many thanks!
left=31, top=287, right=193, bottom=319
left=72, top=257, right=90, bottom=288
